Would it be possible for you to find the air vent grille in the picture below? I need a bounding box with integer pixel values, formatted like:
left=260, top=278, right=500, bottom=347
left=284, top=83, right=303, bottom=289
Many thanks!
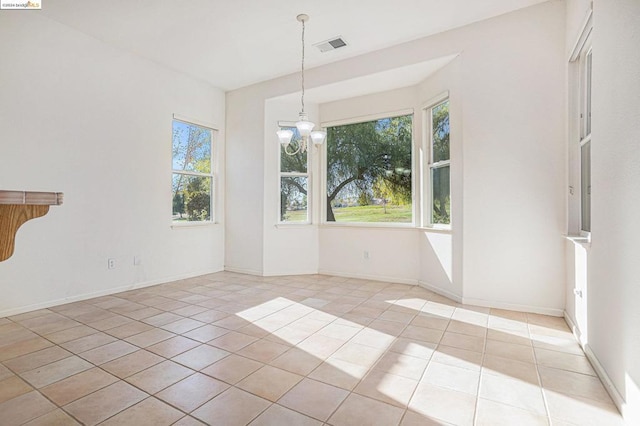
left=314, top=36, right=347, bottom=53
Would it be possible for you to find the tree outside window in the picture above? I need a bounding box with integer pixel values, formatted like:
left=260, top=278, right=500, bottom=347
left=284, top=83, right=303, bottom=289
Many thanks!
left=325, top=114, right=413, bottom=223
left=172, top=120, right=214, bottom=222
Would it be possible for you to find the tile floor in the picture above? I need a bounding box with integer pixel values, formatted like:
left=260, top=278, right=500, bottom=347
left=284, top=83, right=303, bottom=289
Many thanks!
left=0, top=272, right=624, bottom=425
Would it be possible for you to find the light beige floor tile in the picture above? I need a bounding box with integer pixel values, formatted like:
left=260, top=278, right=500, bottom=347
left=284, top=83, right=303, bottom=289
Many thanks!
left=432, top=345, right=483, bottom=371
left=44, top=325, right=98, bottom=344
left=487, top=328, right=532, bottom=346
left=446, top=319, right=487, bottom=337
left=79, top=340, right=138, bottom=365
left=534, top=347, right=595, bottom=375
left=237, top=365, right=302, bottom=402
left=331, top=342, right=385, bottom=368
left=104, top=321, right=155, bottom=339
left=156, top=373, right=229, bottom=413
left=296, top=334, right=346, bottom=359
left=440, top=331, right=485, bottom=353
left=23, top=408, right=81, bottom=425
left=249, top=403, right=322, bottom=426
left=64, top=381, right=147, bottom=426
left=278, top=378, right=349, bottom=421
left=389, top=337, right=437, bottom=360
left=349, top=327, right=396, bottom=349
left=531, top=334, right=584, bottom=355
left=0, top=375, right=33, bottom=403
left=270, top=347, right=323, bottom=376
left=410, top=313, right=450, bottom=331
left=3, top=346, right=71, bottom=373
left=101, top=350, right=164, bottom=379
left=172, top=416, right=207, bottom=426
left=0, top=363, right=14, bottom=381
left=190, top=309, right=229, bottom=323
left=401, top=325, right=444, bottom=344
left=20, top=355, right=93, bottom=388
left=0, top=337, right=53, bottom=361
left=0, top=391, right=57, bottom=425
left=237, top=339, right=291, bottom=363
left=161, top=318, right=206, bottom=334
left=146, top=336, right=201, bottom=358
left=379, top=309, right=416, bottom=324
left=126, top=360, right=195, bottom=394
left=482, top=353, right=540, bottom=383
left=192, top=387, right=271, bottom=425
left=182, top=324, right=230, bottom=342
left=401, top=410, right=455, bottom=425
left=354, top=370, right=419, bottom=407
left=40, top=367, right=119, bottom=405
left=544, top=389, right=623, bottom=425
left=479, top=372, right=547, bottom=415
left=421, top=361, right=480, bottom=395
left=372, top=351, right=429, bottom=380
left=308, top=357, right=367, bottom=390
left=201, top=354, right=264, bottom=384
left=124, top=328, right=176, bottom=348
left=476, top=397, right=549, bottom=425
left=209, top=331, right=258, bottom=352
left=328, top=393, right=405, bottom=426
left=369, top=319, right=407, bottom=336
left=61, top=333, right=117, bottom=354
left=485, top=339, right=536, bottom=364
left=408, top=382, right=476, bottom=426
left=538, top=365, right=611, bottom=402
left=171, top=344, right=229, bottom=370
left=87, top=315, right=133, bottom=331
left=142, top=312, right=185, bottom=327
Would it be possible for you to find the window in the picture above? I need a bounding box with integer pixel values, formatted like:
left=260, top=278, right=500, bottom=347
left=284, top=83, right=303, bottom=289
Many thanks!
left=325, top=113, right=413, bottom=224
left=172, top=119, right=214, bottom=223
left=279, top=125, right=309, bottom=223
left=427, top=99, right=451, bottom=226
left=579, top=47, right=592, bottom=233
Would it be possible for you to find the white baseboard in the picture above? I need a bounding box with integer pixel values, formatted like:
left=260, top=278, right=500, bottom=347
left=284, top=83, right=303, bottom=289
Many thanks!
left=583, top=344, right=626, bottom=416
left=562, top=311, right=588, bottom=346
left=418, top=280, right=462, bottom=303
left=318, top=269, right=419, bottom=286
left=223, top=266, right=263, bottom=276
left=460, top=297, right=564, bottom=316
left=0, top=267, right=224, bottom=318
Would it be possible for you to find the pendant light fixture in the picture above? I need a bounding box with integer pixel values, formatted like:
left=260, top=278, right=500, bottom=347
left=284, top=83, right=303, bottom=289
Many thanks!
left=277, top=14, right=326, bottom=156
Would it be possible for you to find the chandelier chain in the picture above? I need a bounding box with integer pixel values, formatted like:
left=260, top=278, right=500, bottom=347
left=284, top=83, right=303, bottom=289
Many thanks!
left=301, top=18, right=305, bottom=114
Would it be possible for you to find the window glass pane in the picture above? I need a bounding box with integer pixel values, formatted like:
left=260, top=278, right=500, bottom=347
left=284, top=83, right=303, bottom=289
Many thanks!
left=280, top=127, right=308, bottom=173
left=432, top=165, right=450, bottom=225
left=432, top=100, right=450, bottom=163
left=172, top=174, right=211, bottom=222
left=586, top=51, right=592, bottom=136
left=172, top=121, right=212, bottom=173
left=280, top=176, right=308, bottom=222
left=581, top=141, right=591, bottom=232
left=326, top=114, right=412, bottom=223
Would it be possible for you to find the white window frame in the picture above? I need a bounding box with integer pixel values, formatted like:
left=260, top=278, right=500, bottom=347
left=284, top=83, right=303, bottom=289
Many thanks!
left=569, top=12, right=592, bottom=237
left=277, top=121, right=312, bottom=225
left=423, top=93, right=451, bottom=229
left=171, top=114, right=216, bottom=226
left=320, top=109, right=415, bottom=228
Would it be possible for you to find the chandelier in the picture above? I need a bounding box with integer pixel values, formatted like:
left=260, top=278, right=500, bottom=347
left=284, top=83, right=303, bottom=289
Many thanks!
left=277, top=14, right=326, bottom=156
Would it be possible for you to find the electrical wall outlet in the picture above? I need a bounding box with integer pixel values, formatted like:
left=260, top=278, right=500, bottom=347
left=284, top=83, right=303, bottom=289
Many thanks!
left=107, top=258, right=115, bottom=269
left=134, top=255, right=141, bottom=266
left=363, top=250, right=370, bottom=259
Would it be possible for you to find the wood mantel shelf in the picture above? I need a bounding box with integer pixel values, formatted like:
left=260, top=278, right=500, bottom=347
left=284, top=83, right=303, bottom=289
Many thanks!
left=0, top=190, right=64, bottom=261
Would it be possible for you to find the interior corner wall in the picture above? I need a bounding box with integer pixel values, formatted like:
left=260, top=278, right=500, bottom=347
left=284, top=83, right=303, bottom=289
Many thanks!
left=459, top=1, right=566, bottom=314
left=587, top=0, right=640, bottom=421
left=0, top=13, right=225, bottom=316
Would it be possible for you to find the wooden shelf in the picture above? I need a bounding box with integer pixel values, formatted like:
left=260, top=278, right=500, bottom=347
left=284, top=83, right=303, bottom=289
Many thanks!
left=0, top=190, right=64, bottom=261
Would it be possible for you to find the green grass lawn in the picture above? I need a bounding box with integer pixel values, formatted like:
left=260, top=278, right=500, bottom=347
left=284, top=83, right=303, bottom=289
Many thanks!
left=282, top=205, right=412, bottom=223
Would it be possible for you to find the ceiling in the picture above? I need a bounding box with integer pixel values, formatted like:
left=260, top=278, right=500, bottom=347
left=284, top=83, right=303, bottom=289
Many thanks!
left=41, top=0, right=549, bottom=91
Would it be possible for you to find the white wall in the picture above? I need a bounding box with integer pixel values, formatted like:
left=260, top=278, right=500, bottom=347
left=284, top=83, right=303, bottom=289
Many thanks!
left=226, top=1, right=567, bottom=314
left=585, top=0, right=640, bottom=422
left=0, top=13, right=226, bottom=316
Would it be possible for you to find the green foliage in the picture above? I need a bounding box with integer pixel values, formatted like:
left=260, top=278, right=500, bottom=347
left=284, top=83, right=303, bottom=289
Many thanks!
left=431, top=100, right=450, bottom=225
left=326, top=114, right=412, bottom=221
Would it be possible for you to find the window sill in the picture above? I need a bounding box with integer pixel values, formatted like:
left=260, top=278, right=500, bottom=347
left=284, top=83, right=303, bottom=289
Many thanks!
left=171, top=221, right=219, bottom=229
left=417, top=226, right=452, bottom=234
left=565, top=234, right=591, bottom=248
left=319, top=222, right=416, bottom=230
left=275, top=223, right=314, bottom=229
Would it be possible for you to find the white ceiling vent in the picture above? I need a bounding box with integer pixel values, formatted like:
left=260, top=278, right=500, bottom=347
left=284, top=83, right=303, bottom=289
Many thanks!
left=314, top=36, right=347, bottom=53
